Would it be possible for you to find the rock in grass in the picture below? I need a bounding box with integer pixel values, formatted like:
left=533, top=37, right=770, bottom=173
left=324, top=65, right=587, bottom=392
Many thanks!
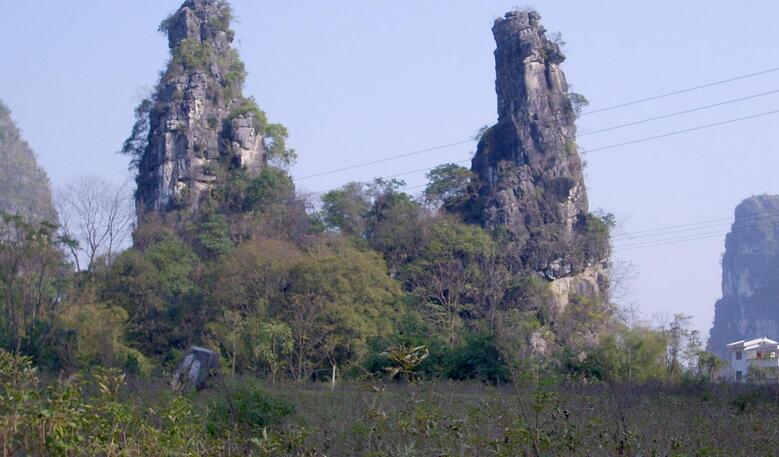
left=172, top=346, right=220, bottom=391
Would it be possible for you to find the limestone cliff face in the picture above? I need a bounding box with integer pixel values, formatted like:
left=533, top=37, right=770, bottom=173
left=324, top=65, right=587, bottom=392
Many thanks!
left=469, top=11, right=608, bottom=307
left=133, top=0, right=265, bottom=214
left=0, top=100, right=57, bottom=225
left=708, top=195, right=779, bottom=357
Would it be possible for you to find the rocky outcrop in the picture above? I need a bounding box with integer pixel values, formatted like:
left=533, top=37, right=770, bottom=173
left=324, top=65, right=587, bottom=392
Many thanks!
left=469, top=11, right=609, bottom=308
left=131, top=0, right=267, bottom=214
left=708, top=195, right=779, bottom=358
left=172, top=346, right=220, bottom=391
left=0, top=100, right=58, bottom=225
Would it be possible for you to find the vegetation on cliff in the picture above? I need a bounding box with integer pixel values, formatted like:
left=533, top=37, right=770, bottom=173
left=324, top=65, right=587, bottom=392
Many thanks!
left=0, top=2, right=737, bottom=455
left=0, top=100, right=57, bottom=226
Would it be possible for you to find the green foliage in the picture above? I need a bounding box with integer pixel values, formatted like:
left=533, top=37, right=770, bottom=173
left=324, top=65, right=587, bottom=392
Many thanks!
left=173, top=39, right=215, bottom=71
left=0, top=213, right=69, bottom=364
left=445, top=331, right=509, bottom=383
left=208, top=1, right=234, bottom=33
left=228, top=98, right=269, bottom=132
left=0, top=101, right=58, bottom=225
left=567, top=91, right=589, bottom=117
left=244, top=167, right=296, bottom=211
left=194, top=212, right=233, bottom=258
left=558, top=325, right=669, bottom=383
left=424, top=163, right=475, bottom=211
left=402, top=217, right=497, bottom=345
left=58, top=303, right=152, bottom=375
left=284, top=238, right=400, bottom=380
left=250, top=320, right=294, bottom=383
left=206, top=378, right=295, bottom=436
left=101, top=235, right=200, bottom=357
left=223, top=49, right=247, bottom=91
left=366, top=180, right=426, bottom=275
left=321, top=182, right=370, bottom=236
left=264, top=122, right=297, bottom=167
left=383, top=344, right=429, bottom=381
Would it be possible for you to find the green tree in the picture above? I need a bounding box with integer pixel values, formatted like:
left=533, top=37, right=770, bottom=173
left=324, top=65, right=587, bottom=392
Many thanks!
left=423, top=163, right=474, bottom=211
left=0, top=213, right=69, bottom=364
left=321, top=182, right=370, bottom=237
left=208, top=238, right=301, bottom=316
left=244, top=167, right=296, bottom=212
left=57, top=302, right=151, bottom=374
left=248, top=320, right=293, bottom=384
left=207, top=309, right=244, bottom=375
left=282, top=238, right=399, bottom=381
left=194, top=212, right=233, bottom=259
left=101, top=235, right=200, bottom=358
left=403, top=218, right=496, bottom=346
left=366, top=181, right=426, bottom=276
left=664, top=314, right=693, bottom=376
left=697, top=351, right=724, bottom=382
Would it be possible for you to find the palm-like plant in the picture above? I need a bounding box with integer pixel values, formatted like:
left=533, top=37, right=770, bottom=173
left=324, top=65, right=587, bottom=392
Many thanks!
left=383, top=345, right=429, bottom=382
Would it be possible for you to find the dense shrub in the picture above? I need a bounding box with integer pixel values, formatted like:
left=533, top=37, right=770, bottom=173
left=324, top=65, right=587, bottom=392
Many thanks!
left=206, top=378, right=295, bottom=436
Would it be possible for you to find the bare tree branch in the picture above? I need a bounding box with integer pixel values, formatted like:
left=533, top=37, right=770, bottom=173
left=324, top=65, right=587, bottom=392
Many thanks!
left=56, top=175, right=135, bottom=271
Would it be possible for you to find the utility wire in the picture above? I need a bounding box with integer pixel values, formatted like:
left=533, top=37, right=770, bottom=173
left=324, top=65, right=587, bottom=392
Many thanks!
left=299, top=109, right=779, bottom=198
left=615, top=215, right=779, bottom=250
left=617, top=231, right=730, bottom=251
left=293, top=95, right=779, bottom=184
left=581, top=109, right=779, bottom=154
left=611, top=211, right=779, bottom=242
left=578, top=89, right=779, bottom=137
left=580, top=66, right=779, bottom=116
left=294, top=139, right=475, bottom=181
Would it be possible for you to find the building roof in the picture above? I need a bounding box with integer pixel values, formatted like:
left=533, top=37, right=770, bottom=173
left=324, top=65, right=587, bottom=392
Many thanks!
left=727, top=337, right=779, bottom=351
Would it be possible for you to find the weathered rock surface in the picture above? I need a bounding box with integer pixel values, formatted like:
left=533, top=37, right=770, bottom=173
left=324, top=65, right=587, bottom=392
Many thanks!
left=172, top=346, right=220, bottom=390
left=134, top=0, right=266, bottom=214
left=708, top=195, right=779, bottom=358
left=468, top=11, right=608, bottom=308
left=0, top=100, right=58, bottom=225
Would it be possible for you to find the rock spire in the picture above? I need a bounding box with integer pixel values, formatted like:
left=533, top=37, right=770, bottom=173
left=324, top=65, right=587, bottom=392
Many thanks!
left=707, top=195, right=779, bottom=357
left=128, top=0, right=268, bottom=214
left=468, top=10, right=608, bottom=307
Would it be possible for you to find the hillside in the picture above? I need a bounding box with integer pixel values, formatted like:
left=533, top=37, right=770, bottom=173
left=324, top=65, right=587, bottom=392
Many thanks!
left=0, top=100, right=57, bottom=225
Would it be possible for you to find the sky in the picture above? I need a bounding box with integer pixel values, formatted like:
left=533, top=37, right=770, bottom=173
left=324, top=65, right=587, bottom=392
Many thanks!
left=2, top=1, right=779, bottom=337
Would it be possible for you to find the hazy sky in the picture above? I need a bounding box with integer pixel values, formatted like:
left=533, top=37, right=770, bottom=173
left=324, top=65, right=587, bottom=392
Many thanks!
left=2, top=1, right=779, bottom=337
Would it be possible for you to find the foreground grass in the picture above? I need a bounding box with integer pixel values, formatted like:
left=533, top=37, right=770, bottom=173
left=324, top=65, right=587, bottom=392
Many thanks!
left=262, top=381, right=779, bottom=456
left=2, top=351, right=778, bottom=456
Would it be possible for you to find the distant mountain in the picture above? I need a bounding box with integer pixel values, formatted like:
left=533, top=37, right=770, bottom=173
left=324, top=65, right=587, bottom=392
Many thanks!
left=0, top=100, right=57, bottom=225
left=708, top=195, right=779, bottom=357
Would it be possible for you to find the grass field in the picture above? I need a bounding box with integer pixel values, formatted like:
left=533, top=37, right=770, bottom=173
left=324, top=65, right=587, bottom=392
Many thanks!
left=4, top=351, right=779, bottom=457
left=243, top=380, right=779, bottom=456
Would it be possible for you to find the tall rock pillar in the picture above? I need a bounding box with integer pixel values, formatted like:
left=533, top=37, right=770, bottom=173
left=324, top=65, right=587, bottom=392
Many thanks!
left=133, top=0, right=266, bottom=215
left=708, top=195, right=779, bottom=357
left=470, top=11, right=608, bottom=309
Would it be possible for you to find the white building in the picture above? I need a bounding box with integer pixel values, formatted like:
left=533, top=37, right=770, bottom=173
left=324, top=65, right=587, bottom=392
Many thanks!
left=726, top=337, right=779, bottom=382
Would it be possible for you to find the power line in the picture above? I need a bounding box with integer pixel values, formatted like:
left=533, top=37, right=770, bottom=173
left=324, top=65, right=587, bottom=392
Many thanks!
left=578, top=89, right=779, bottom=137
left=611, top=211, right=779, bottom=242
left=300, top=159, right=473, bottom=197
left=299, top=109, right=779, bottom=198
left=294, top=139, right=475, bottom=181
left=291, top=66, right=779, bottom=183
left=616, top=231, right=729, bottom=251
left=615, top=215, right=779, bottom=250
left=581, top=66, right=779, bottom=116
left=582, top=109, right=779, bottom=154
left=293, top=98, right=779, bottom=185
